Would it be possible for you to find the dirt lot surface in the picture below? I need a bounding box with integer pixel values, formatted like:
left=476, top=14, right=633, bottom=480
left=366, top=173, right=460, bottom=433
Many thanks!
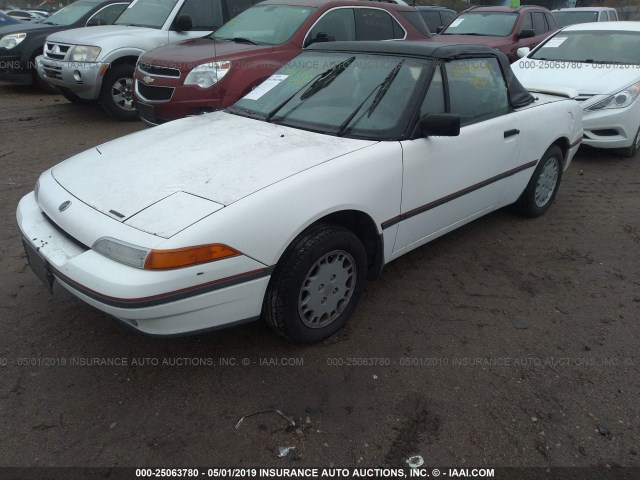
left=1, top=83, right=639, bottom=473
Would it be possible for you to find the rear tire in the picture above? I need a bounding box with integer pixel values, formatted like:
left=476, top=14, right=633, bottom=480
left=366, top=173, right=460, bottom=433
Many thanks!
left=263, top=224, right=367, bottom=343
left=616, top=126, right=640, bottom=158
left=513, top=145, right=563, bottom=217
left=99, top=63, right=138, bottom=121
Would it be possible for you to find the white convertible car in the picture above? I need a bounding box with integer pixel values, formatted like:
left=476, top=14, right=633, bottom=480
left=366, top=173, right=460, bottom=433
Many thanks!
left=512, top=22, right=640, bottom=157
left=17, top=42, right=583, bottom=343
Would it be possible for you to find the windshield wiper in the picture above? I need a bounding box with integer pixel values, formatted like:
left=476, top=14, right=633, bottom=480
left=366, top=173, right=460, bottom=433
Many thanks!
left=336, top=60, right=404, bottom=137
left=265, top=56, right=355, bottom=122
left=230, top=37, right=258, bottom=45
left=300, top=56, right=355, bottom=101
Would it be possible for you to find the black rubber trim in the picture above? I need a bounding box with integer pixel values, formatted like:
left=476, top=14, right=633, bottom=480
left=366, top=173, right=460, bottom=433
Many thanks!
left=382, top=160, right=538, bottom=230
left=51, top=265, right=274, bottom=309
left=113, top=315, right=261, bottom=338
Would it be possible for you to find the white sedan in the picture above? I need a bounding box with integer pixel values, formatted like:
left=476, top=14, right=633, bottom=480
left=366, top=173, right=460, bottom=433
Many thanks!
left=17, top=41, right=583, bottom=343
left=512, top=22, right=640, bottom=157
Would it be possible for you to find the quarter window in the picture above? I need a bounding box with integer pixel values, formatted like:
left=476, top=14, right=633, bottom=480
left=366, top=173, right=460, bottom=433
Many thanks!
left=445, top=58, right=508, bottom=125
left=420, top=66, right=445, bottom=116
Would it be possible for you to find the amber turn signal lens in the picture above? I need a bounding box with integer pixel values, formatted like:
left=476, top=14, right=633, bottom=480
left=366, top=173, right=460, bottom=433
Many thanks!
left=144, top=244, right=239, bottom=270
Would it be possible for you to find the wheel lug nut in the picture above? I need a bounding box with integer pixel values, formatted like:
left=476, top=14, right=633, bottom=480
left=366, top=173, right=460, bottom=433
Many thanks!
left=318, top=284, right=324, bottom=290
left=321, top=297, right=327, bottom=304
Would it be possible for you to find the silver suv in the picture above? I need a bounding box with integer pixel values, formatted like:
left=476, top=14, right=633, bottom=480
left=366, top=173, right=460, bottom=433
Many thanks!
left=37, top=0, right=259, bottom=120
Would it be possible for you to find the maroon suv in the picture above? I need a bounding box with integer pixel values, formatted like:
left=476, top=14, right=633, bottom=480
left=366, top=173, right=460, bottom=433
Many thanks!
left=133, top=0, right=431, bottom=125
left=435, top=5, right=557, bottom=62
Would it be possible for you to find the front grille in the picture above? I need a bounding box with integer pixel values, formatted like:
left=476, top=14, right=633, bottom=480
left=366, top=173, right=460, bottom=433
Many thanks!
left=137, top=62, right=180, bottom=78
left=136, top=81, right=174, bottom=102
left=42, top=64, right=63, bottom=80
left=44, top=42, right=71, bottom=61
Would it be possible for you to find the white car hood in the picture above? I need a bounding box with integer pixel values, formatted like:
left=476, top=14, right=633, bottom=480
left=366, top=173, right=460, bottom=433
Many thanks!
left=52, top=112, right=375, bottom=230
left=512, top=60, right=640, bottom=95
left=46, top=25, right=162, bottom=45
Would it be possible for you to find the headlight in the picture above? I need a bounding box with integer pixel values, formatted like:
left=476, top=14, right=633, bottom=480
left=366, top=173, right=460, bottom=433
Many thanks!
left=184, top=61, right=231, bottom=88
left=93, top=237, right=150, bottom=269
left=587, top=82, right=640, bottom=111
left=92, top=237, right=240, bottom=270
left=69, top=45, right=101, bottom=62
left=0, top=33, right=27, bottom=49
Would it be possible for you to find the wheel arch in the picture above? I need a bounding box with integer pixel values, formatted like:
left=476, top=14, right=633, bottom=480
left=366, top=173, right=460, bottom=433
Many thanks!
left=550, top=136, right=570, bottom=168
left=275, top=209, right=384, bottom=282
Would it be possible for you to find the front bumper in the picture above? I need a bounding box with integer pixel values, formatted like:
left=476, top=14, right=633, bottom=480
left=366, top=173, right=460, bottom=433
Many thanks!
left=0, top=52, right=32, bottom=84
left=582, top=101, right=640, bottom=149
left=36, top=55, right=104, bottom=100
left=17, top=191, right=271, bottom=336
left=134, top=79, right=226, bottom=125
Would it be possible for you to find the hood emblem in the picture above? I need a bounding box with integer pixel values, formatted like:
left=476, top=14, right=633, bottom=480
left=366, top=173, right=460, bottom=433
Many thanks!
left=142, top=76, right=154, bottom=84
left=59, top=200, right=71, bottom=212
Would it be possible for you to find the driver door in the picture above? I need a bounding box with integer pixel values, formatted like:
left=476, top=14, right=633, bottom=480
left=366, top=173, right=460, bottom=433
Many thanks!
left=392, top=58, right=523, bottom=256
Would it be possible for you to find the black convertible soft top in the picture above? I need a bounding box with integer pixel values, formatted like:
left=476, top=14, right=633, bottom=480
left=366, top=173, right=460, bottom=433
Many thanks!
left=308, top=41, right=535, bottom=109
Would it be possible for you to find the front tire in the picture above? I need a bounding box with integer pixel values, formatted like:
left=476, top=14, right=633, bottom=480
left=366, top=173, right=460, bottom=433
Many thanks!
left=264, top=224, right=367, bottom=343
left=99, top=63, right=138, bottom=121
left=616, top=126, right=640, bottom=158
left=513, top=145, right=563, bottom=217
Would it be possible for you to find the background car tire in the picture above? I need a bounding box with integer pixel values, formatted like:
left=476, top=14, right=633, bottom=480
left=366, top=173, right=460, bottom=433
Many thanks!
left=513, top=145, right=563, bottom=218
left=59, top=87, right=95, bottom=105
left=264, top=223, right=368, bottom=343
left=616, top=126, right=640, bottom=158
left=99, top=63, right=138, bottom=121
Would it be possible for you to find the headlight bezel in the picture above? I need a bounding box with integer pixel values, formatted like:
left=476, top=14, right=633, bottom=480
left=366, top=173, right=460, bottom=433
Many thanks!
left=587, top=82, right=640, bottom=111
left=0, top=33, right=27, bottom=50
left=184, top=61, right=232, bottom=88
left=68, top=45, right=101, bottom=63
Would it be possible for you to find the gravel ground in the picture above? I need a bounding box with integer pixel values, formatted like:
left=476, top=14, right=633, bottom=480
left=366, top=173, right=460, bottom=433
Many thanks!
left=1, top=84, right=638, bottom=472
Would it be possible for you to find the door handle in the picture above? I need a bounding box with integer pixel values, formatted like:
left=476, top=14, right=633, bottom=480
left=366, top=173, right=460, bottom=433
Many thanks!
left=504, top=129, right=520, bottom=138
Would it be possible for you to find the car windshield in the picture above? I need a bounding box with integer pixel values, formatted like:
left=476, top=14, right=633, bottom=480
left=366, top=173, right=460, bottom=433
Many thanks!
left=210, top=4, right=314, bottom=45
left=42, top=1, right=95, bottom=25
left=0, top=12, right=20, bottom=25
left=552, top=11, right=598, bottom=28
left=115, top=0, right=179, bottom=28
left=531, top=31, right=640, bottom=64
left=442, top=12, right=518, bottom=37
left=228, top=51, right=431, bottom=140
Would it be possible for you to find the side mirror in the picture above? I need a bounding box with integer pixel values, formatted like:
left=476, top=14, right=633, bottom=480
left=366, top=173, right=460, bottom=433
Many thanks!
left=420, top=114, right=460, bottom=137
left=518, top=29, right=535, bottom=39
left=174, top=14, right=193, bottom=32
left=516, top=47, right=530, bottom=58
left=436, top=26, right=444, bottom=34
left=306, top=32, right=335, bottom=46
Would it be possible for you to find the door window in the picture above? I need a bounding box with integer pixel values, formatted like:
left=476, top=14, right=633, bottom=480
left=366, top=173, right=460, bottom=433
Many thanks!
left=177, top=0, right=224, bottom=30
left=86, top=3, right=128, bottom=26
left=308, top=8, right=356, bottom=42
left=518, top=13, right=532, bottom=34
left=354, top=8, right=404, bottom=40
left=532, top=12, right=547, bottom=34
left=445, top=58, right=508, bottom=125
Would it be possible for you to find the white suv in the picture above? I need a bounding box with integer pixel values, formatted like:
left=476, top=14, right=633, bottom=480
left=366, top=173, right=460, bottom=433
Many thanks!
left=552, top=7, right=618, bottom=28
